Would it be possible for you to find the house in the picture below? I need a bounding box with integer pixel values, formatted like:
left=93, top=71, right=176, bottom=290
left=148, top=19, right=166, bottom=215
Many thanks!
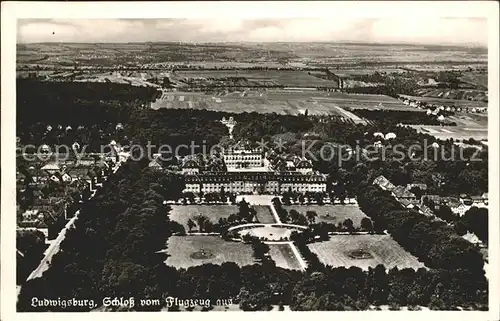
left=399, top=198, right=420, bottom=208
left=482, top=193, right=488, bottom=205
left=28, top=168, right=49, bottom=184
left=442, top=196, right=462, bottom=208
left=392, top=185, right=416, bottom=201
left=459, top=194, right=473, bottom=206
left=373, top=175, right=395, bottom=191
left=418, top=204, right=434, bottom=216
left=452, top=203, right=470, bottom=216
left=471, top=195, right=485, bottom=204
left=41, top=163, right=60, bottom=175
left=421, top=194, right=441, bottom=207
left=406, top=183, right=428, bottom=191
left=462, top=232, right=482, bottom=245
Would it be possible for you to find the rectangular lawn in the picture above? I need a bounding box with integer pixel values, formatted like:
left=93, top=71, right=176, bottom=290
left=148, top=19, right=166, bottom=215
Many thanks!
left=169, top=205, right=238, bottom=232
left=165, top=236, right=256, bottom=268
left=254, top=205, right=277, bottom=224
left=283, top=205, right=369, bottom=227
left=268, top=244, right=302, bottom=270
left=307, top=235, right=425, bottom=270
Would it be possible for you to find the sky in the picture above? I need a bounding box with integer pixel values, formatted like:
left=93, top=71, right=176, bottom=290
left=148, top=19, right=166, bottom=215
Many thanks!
left=17, top=18, right=488, bottom=46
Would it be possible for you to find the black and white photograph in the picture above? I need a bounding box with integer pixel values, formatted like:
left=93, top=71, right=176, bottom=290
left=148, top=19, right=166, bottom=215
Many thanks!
left=1, top=1, right=499, bottom=320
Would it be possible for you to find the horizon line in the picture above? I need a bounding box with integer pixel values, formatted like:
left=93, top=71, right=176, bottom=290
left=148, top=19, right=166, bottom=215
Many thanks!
left=16, top=40, right=488, bottom=48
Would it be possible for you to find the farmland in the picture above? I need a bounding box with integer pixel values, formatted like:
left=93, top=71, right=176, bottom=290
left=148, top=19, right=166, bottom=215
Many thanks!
left=411, top=125, right=488, bottom=141
left=151, top=90, right=412, bottom=116
left=412, top=88, right=487, bottom=103
left=460, top=72, right=488, bottom=90
left=268, top=244, right=303, bottom=270
left=176, top=70, right=338, bottom=87
left=307, top=235, right=425, bottom=270
left=400, top=94, right=488, bottom=108
left=168, top=205, right=238, bottom=231
left=165, top=236, right=256, bottom=268
left=283, top=205, right=369, bottom=227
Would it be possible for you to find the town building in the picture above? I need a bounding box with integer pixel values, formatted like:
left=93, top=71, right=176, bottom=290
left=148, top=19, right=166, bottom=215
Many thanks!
left=392, top=185, right=417, bottom=201
left=373, top=175, right=396, bottom=191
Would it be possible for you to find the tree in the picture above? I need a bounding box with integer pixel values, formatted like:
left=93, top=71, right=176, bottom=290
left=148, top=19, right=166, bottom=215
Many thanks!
left=360, top=218, right=374, bottom=233
left=195, top=215, right=208, bottom=233
left=306, top=211, right=318, bottom=224
left=342, top=218, right=355, bottom=233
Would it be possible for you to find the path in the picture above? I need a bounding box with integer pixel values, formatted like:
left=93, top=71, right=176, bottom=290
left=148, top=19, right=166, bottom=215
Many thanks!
left=237, top=194, right=308, bottom=271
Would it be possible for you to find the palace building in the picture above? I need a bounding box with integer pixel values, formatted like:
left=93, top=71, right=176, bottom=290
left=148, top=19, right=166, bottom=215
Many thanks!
left=223, top=147, right=263, bottom=169
left=181, top=147, right=327, bottom=194
left=183, top=171, right=327, bottom=194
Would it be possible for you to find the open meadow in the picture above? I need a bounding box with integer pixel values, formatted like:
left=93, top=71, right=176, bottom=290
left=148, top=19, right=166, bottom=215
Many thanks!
left=165, top=236, right=256, bottom=268
left=283, top=205, right=369, bottom=227
left=307, top=234, right=425, bottom=270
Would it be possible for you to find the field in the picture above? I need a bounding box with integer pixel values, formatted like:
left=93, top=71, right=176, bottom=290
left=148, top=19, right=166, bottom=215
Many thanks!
left=460, top=72, right=488, bottom=90
left=307, top=235, right=425, bottom=270
left=151, top=90, right=411, bottom=116
left=268, top=244, right=303, bottom=270
left=413, top=88, right=487, bottom=103
left=254, top=205, right=277, bottom=224
left=400, top=94, right=488, bottom=108
left=168, top=205, right=238, bottom=231
left=411, top=125, right=488, bottom=141
left=283, top=205, right=369, bottom=227
left=176, top=70, right=337, bottom=88
left=165, top=236, right=256, bottom=268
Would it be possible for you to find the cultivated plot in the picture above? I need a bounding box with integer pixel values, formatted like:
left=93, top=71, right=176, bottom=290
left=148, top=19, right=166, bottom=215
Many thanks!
left=169, top=205, right=238, bottom=232
left=165, top=236, right=256, bottom=268
left=411, top=125, right=488, bottom=141
left=283, top=205, right=369, bottom=227
left=268, top=244, right=303, bottom=270
left=151, top=91, right=411, bottom=115
left=307, top=235, right=425, bottom=270
left=176, top=70, right=338, bottom=87
left=400, top=94, right=487, bottom=108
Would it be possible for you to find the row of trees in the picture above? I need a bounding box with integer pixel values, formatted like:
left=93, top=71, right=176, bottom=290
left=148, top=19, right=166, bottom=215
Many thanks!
left=356, top=185, right=485, bottom=274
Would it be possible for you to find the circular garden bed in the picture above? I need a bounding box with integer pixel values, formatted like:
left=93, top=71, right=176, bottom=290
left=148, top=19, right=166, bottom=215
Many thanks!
left=346, top=249, right=373, bottom=259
